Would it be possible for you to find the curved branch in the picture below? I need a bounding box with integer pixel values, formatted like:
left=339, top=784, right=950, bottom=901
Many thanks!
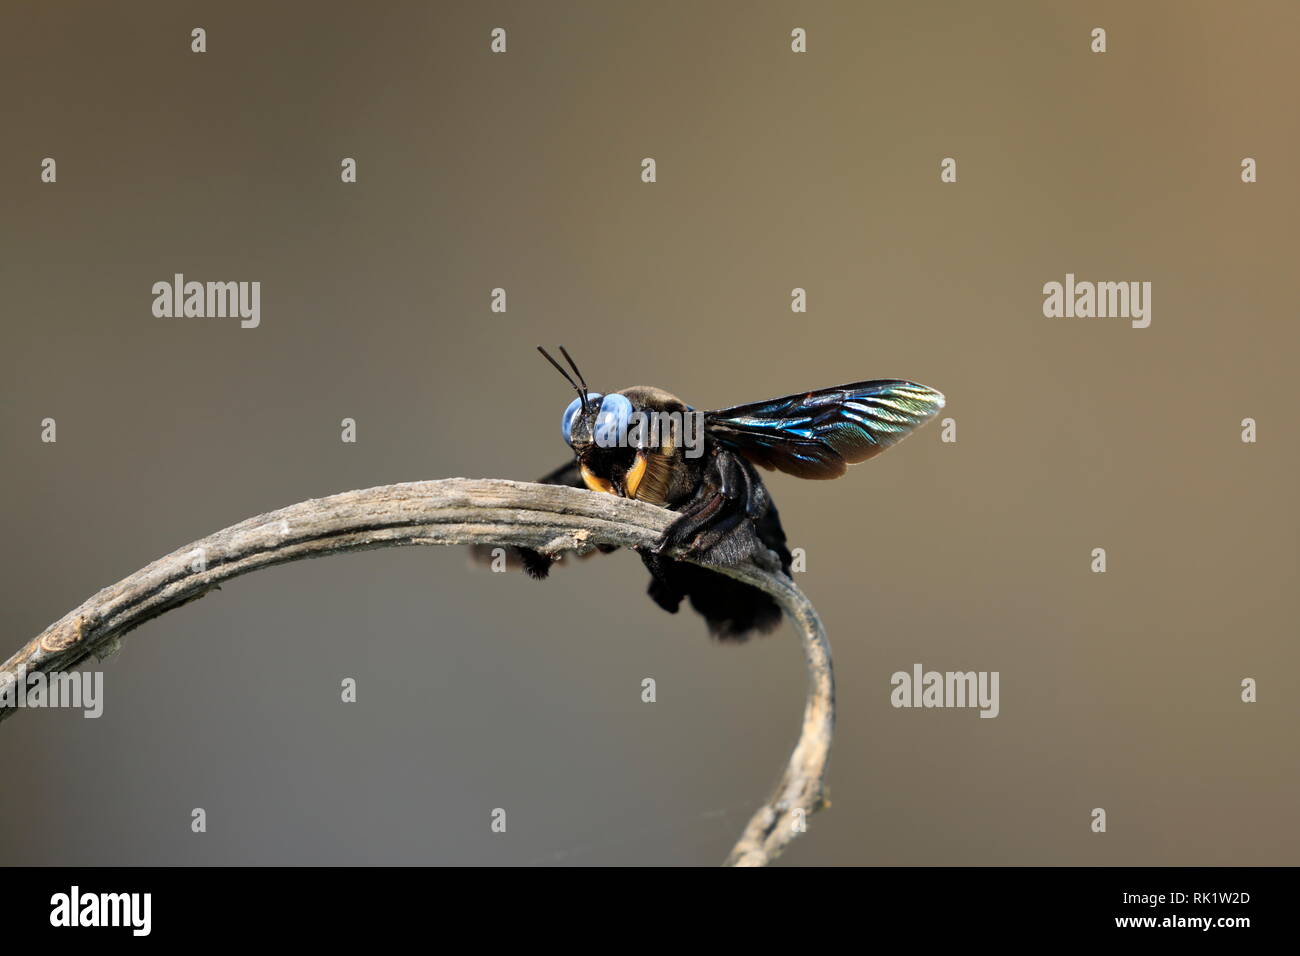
left=1, top=478, right=834, bottom=866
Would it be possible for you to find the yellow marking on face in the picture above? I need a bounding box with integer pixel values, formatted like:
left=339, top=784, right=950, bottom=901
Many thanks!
left=581, top=465, right=616, bottom=495
left=624, top=454, right=648, bottom=499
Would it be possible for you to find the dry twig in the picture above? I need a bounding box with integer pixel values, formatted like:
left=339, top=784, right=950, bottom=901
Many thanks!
left=1, top=478, right=834, bottom=866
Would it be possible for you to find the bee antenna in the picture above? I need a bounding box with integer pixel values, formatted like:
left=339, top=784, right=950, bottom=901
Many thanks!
left=558, top=345, right=589, bottom=395
left=537, top=345, right=589, bottom=414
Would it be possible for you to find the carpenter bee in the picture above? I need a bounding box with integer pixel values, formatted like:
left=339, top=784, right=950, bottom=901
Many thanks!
left=480, top=346, right=944, bottom=641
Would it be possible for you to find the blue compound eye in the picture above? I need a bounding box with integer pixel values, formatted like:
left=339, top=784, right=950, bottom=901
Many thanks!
left=561, top=392, right=603, bottom=444
left=593, top=393, right=633, bottom=448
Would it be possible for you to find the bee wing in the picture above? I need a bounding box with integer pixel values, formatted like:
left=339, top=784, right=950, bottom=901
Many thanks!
left=704, top=380, right=945, bottom=479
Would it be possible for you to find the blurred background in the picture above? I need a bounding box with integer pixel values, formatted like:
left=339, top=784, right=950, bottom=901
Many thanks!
left=1, top=1, right=1296, bottom=865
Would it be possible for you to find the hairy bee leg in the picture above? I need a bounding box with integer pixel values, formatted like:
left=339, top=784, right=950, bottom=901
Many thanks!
left=637, top=548, right=684, bottom=613
left=516, top=547, right=555, bottom=579
left=737, top=459, right=770, bottom=520
left=686, top=453, right=788, bottom=567
left=685, top=451, right=750, bottom=552
left=653, top=447, right=733, bottom=554
left=687, top=507, right=747, bottom=554
left=655, top=450, right=753, bottom=558
left=715, top=449, right=743, bottom=500
left=720, top=448, right=778, bottom=520
left=654, top=490, right=725, bottom=555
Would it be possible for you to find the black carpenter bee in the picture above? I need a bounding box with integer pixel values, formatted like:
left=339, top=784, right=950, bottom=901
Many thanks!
left=483, top=346, right=944, bottom=641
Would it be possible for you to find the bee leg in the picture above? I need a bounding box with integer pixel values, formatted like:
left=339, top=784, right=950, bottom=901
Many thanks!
left=653, top=491, right=724, bottom=556
left=639, top=548, right=684, bottom=613
left=680, top=454, right=789, bottom=572
left=654, top=451, right=750, bottom=560
left=686, top=507, right=747, bottom=556
left=738, top=460, right=770, bottom=520
left=516, top=547, right=555, bottom=579
left=679, top=451, right=744, bottom=552
left=640, top=452, right=788, bottom=637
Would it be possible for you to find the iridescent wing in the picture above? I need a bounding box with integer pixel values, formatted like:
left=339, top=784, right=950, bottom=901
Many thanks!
left=704, top=380, right=945, bottom=479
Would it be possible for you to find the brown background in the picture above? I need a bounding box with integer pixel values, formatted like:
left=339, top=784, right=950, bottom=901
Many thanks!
left=2, top=1, right=1296, bottom=865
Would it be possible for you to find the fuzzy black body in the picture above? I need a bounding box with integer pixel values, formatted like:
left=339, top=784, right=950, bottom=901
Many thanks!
left=483, top=351, right=945, bottom=642
left=525, top=385, right=795, bottom=640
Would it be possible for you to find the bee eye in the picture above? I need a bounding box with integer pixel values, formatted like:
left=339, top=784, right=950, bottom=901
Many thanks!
left=561, top=392, right=603, bottom=445
left=594, top=393, right=633, bottom=448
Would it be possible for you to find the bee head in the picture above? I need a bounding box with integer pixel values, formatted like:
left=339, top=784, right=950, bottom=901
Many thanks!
left=538, top=345, right=637, bottom=494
